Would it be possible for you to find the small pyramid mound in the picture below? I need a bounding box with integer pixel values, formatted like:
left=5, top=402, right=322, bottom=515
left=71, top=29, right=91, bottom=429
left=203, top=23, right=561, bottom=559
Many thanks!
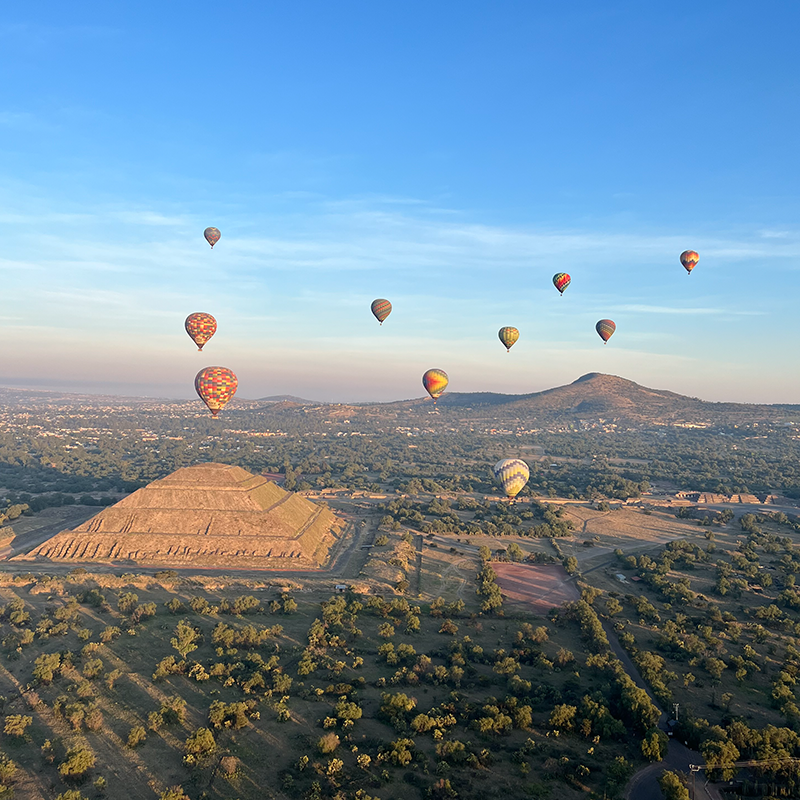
left=21, top=463, right=344, bottom=569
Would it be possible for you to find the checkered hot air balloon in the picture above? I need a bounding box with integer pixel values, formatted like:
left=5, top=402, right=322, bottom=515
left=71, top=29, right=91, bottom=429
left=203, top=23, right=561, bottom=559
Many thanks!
left=498, top=327, right=519, bottom=352
left=371, top=299, right=392, bottom=325
left=204, top=227, right=221, bottom=248
left=680, top=250, right=699, bottom=275
left=185, top=313, right=217, bottom=351
left=195, top=366, right=238, bottom=417
left=596, top=319, right=616, bottom=344
left=553, top=272, right=571, bottom=295
left=493, top=458, right=530, bottom=498
left=422, top=369, right=448, bottom=403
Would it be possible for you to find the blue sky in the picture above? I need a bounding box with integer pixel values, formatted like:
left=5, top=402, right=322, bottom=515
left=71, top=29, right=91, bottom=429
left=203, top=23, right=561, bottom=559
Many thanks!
left=1, top=2, right=799, bottom=403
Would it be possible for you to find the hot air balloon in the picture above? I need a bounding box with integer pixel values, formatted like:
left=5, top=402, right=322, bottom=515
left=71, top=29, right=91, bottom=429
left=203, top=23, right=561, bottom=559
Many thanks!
left=680, top=250, right=699, bottom=275
left=422, top=369, right=448, bottom=403
left=493, top=458, right=530, bottom=498
left=185, top=313, right=217, bottom=351
left=596, top=319, right=616, bottom=344
left=371, top=299, right=392, bottom=325
left=498, top=326, right=519, bottom=352
left=195, top=366, right=238, bottom=417
left=553, top=273, right=571, bottom=295
left=204, top=227, right=221, bottom=248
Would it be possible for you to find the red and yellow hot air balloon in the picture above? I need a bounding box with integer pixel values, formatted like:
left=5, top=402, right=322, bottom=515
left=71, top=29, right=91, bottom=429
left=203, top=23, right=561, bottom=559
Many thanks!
left=498, top=327, right=519, bottom=352
left=204, top=227, right=221, bottom=248
left=185, top=313, right=217, bottom=351
left=195, top=367, right=238, bottom=417
left=371, top=299, right=392, bottom=325
left=422, top=369, right=448, bottom=403
left=553, top=272, right=571, bottom=295
left=680, top=250, right=699, bottom=275
left=596, top=319, right=616, bottom=344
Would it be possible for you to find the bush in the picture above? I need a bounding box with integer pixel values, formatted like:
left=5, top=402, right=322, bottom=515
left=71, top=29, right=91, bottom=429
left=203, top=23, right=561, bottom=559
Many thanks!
left=318, top=733, right=340, bottom=754
left=127, top=725, right=146, bottom=748
left=3, top=714, right=32, bottom=738
left=58, top=746, right=96, bottom=780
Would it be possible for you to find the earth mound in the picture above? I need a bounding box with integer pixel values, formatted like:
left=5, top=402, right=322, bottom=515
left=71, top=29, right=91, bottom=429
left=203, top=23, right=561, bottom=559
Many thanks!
left=19, top=463, right=344, bottom=569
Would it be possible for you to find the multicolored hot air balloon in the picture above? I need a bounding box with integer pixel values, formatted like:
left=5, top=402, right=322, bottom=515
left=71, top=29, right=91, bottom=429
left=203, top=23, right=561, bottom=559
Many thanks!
left=185, top=313, right=217, bottom=351
left=596, top=319, right=616, bottom=344
left=422, top=369, right=448, bottom=403
left=553, top=272, right=571, bottom=295
left=680, top=250, right=699, bottom=275
left=498, top=326, right=519, bottom=352
left=204, top=227, right=221, bottom=249
left=371, top=299, right=392, bottom=325
left=493, top=458, right=530, bottom=498
left=195, top=366, right=238, bottom=417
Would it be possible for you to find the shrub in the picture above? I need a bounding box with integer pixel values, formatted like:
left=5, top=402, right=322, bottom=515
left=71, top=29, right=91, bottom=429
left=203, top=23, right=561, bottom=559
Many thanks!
left=127, top=725, right=146, bottom=748
left=318, top=733, right=340, bottom=754
left=58, top=746, right=96, bottom=780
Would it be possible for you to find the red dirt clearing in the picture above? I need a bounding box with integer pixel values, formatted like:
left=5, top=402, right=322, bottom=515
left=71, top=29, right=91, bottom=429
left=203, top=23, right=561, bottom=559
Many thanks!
left=493, top=563, right=580, bottom=612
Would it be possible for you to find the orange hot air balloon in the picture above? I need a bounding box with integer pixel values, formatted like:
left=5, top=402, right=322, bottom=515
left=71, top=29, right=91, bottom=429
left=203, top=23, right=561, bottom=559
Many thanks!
left=371, top=299, right=392, bottom=325
left=204, top=227, right=221, bottom=248
left=553, top=272, right=571, bottom=295
left=595, top=319, right=616, bottom=344
left=680, top=250, right=699, bottom=275
left=195, top=367, right=238, bottom=417
left=185, top=313, right=217, bottom=351
left=422, top=369, right=448, bottom=403
left=498, top=327, right=519, bottom=352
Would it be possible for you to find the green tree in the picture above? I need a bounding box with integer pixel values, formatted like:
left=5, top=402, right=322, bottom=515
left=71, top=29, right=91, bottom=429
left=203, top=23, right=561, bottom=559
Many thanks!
left=171, top=620, right=201, bottom=659
left=658, top=771, right=690, bottom=800
left=3, top=714, right=32, bottom=738
left=58, top=746, right=96, bottom=780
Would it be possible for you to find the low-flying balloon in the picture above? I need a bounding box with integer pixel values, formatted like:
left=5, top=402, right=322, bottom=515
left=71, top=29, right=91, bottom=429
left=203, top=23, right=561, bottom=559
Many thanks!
left=422, top=369, right=448, bottom=403
left=596, top=319, right=616, bottom=344
left=680, top=250, right=699, bottom=275
left=204, top=227, right=221, bottom=248
left=498, top=326, right=519, bottom=352
left=185, top=313, right=217, bottom=351
left=493, top=458, right=530, bottom=498
left=195, top=367, right=238, bottom=417
left=371, top=299, right=392, bottom=325
left=553, top=273, right=571, bottom=295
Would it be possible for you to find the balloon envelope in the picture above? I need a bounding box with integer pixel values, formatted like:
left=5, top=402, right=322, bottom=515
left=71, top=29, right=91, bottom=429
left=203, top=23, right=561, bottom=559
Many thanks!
left=596, top=319, right=616, bottom=343
left=553, top=272, right=571, bottom=295
left=185, top=313, right=217, bottom=351
left=371, top=299, right=392, bottom=324
left=498, top=326, right=519, bottom=352
left=493, top=458, right=530, bottom=498
left=680, top=250, right=699, bottom=274
left=204, top=227, right=221, bottom=248
left=422, top=369, right=449, bottom=402
left=195, top=366, right=238, bottom=417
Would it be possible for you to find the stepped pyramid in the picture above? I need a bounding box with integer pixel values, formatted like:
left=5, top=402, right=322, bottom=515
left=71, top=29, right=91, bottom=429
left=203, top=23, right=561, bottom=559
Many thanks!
left=22, top=463, right=344, bottom=569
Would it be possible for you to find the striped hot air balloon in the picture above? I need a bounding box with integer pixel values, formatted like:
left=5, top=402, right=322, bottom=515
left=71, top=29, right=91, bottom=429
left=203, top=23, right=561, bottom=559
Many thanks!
left=204, top=227, right=221, bottom=248
left=596, top=319, right=616, bottom=344
left=553, top=272, right=571, bottom=295
left=195, top=367, right=238, bottom=417
left=422, top=369, right=448, bottom=403
left=680, top=250, right=699, bottom=275
left=493, top=458, right=530, bottom=498
left=371, top=298, right=392, bottom=325
left=498, top=326, right=519, bottom=352
left=185, top=313, right=217, bottom=351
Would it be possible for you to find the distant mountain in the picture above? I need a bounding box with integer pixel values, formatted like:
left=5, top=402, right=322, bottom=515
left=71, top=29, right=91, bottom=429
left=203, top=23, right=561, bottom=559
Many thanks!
left=288, top=373, right=800, bottom=429
left=255, top=395, right=315, bottom=404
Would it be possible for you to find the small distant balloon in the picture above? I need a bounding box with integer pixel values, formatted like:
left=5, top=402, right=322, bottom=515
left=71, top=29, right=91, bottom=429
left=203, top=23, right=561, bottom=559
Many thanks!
left=596, top=319, right=616, bottom=344
left=680, top=250, right=699, bottom=275
left=498, top=326, right=519, bottom=352
left=422, top=369, right=449, bottom=403
left=553, top=273, right=571, bottom=295
left=185, top=313, right=217, bottom=351
left=195, top=366, right=238, bottom=417
left=493, top=458, right=530, bottom=498
left=371, top=299, right=392, bottom=325
left=204, top=227, right=221, bottom=248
